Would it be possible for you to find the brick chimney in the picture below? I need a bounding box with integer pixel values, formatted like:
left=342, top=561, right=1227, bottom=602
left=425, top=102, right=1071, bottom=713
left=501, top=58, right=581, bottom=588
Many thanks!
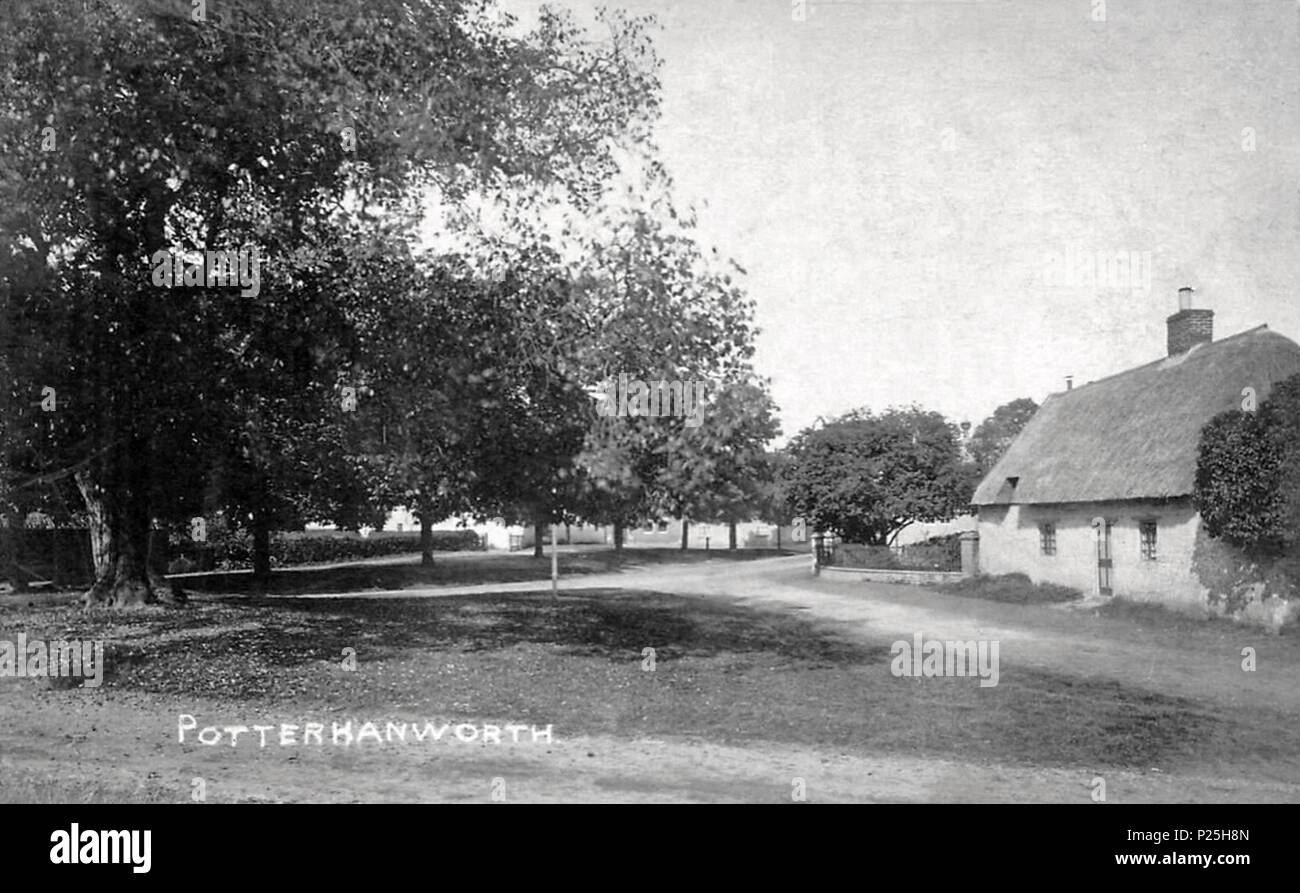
left=1166, top=287, right=1213, bottom=356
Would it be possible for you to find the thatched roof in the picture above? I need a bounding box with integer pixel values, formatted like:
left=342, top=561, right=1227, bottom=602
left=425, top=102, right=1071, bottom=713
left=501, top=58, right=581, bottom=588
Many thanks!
left=973, top=326, right=1300, bottom=505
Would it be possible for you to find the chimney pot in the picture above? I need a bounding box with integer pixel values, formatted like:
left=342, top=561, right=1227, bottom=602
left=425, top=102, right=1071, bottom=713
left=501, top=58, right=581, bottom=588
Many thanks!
left=1178, top=286, right=1194, bottom=311
left=1066, top=376, right=1074, bottom=391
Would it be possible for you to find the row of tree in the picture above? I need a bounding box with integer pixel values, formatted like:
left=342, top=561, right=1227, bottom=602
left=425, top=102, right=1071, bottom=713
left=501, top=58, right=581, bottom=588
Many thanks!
left=0, top=0, right=780, bottom=605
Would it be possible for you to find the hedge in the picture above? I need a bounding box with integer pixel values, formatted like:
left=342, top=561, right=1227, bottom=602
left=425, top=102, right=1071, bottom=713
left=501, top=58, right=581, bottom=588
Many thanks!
left=829, top=533, right=962, bottom=571
left=168, top=528, right=481, bottom=572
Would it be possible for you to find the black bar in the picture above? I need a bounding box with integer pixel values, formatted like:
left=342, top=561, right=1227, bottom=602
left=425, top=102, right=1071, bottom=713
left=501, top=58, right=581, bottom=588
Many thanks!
left=9, top=804, right=1281, bottom=882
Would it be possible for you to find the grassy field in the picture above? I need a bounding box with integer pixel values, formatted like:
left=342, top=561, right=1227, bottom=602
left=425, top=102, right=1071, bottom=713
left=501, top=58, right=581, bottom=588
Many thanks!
left=2, top=549, right=1297, bottom=802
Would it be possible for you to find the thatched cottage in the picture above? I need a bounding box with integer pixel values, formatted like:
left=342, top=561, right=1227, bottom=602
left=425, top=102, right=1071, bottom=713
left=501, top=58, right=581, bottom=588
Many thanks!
left=972, top=288, right=1300, bottom=608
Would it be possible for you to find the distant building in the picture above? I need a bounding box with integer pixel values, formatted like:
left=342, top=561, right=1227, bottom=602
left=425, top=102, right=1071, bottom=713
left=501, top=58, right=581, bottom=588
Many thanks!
left=620, top=519, right=806, bottom=551
left=972, top=288, right=1300, bottom=607
left=362, top=513, right=803, bottom=551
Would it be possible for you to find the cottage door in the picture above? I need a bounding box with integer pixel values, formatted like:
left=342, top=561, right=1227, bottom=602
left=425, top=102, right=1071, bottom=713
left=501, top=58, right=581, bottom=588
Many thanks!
left=1094, top=518, right=1114, bottom=597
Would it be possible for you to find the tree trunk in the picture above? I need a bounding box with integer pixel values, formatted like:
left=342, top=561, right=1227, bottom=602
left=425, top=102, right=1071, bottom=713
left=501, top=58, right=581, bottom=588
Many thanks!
left=533, top=518, right=545, bottom=558
left=612, top=520, right=624, bottom=552
left=82, top=205, right=165, bottom=608
left=729, top=521, right=738, bottom=550
left=252, top=513, right=272, bottom=583
left=82, top=470, right=154, bottom=608
left=419, top=509, right=434, bottom=567
left=550, top=522, right=559, bottom=600
left=75, top=469, right=111, bottom=581
left=680, top=519, right=689, bottom=550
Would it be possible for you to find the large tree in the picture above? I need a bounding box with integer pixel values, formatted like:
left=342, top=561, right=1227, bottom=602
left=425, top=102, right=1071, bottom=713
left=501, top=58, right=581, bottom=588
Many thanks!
left=351, top=257, right=484, bottom=566
left=460, top=256, right=595, bottom=558
left=197, top=223, right=398, bottom=581
left=755, top=450, right=797, bottom=532
left=782, top=406, right=972, bottom=546
left=660, top=377, right=781, bottom=550
left=565, top=193, right=778, bottom=548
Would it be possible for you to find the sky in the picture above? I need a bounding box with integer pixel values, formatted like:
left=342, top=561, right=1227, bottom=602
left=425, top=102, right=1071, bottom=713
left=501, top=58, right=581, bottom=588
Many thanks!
left=501, top=0, right=1300, bottom=442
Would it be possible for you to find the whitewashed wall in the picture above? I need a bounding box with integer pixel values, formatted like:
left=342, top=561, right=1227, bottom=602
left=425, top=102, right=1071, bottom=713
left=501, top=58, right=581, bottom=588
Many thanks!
left=977, top=498, right=1207, bottom=606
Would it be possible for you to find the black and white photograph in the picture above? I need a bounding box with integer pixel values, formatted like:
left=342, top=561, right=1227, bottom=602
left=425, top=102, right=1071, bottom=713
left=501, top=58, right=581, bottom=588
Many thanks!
left=0, top=0, right=1294, bottom=865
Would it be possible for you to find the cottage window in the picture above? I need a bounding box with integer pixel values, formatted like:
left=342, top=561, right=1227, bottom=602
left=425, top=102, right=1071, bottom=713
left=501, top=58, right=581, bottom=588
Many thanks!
left=1039, top=523, right=1057, bottom=556
left=658, top=521, right=669, bottom=532
left=1140, top=521, right=1158, bottom=561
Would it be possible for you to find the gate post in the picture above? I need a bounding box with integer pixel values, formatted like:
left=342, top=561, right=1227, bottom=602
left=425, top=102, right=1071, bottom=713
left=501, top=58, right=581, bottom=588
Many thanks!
left=959, top=530, right=980, bottom=578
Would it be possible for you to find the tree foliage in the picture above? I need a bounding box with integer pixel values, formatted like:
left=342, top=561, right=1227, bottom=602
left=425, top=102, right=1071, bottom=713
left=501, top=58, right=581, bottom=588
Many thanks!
left=1194, top=374, right=1300, bottom=556
left=969, top=397, right=1038, bottom=474
left=781, top=406, right=971, bottom=545
left=563, top=191, right=779, bottom=540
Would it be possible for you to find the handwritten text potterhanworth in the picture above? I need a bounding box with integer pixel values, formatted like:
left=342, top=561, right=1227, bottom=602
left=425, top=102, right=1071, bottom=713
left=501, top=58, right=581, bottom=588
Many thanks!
left=178, top=714, right=553, bottom=746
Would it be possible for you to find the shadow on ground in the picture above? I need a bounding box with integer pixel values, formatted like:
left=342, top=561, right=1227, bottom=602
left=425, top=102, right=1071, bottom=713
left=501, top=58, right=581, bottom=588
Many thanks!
left=5, top=586, right=1292, bottom=777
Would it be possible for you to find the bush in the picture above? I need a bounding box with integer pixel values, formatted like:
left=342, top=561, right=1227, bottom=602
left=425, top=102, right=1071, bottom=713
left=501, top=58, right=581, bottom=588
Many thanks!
left=831, top=543, right=901, bottom=569
left=897, top=533, right=962, bottom=571
left=1194, top=373, right=1300, bottom=556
